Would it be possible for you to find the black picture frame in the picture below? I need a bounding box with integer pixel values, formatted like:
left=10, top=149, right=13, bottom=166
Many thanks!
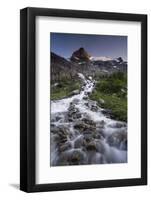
left=20, top=7, right=147, bottom=192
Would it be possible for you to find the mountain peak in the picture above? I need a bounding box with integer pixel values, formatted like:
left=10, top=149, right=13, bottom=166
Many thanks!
left=71, top=47, right=91, bottom=62
left=117, top=57, right=123, bottom=63
left=78, top=47, right=85, bottom=52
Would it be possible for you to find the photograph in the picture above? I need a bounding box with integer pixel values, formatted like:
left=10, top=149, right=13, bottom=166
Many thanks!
left=50, top=33, right=128, bottom=166
left=20, top=7, right=147, bottom=192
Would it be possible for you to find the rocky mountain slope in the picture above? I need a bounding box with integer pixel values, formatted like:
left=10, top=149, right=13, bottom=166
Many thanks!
left=51, top=48, right=127, bottom=82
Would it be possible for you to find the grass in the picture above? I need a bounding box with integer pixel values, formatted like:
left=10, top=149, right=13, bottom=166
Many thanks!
left=51, top=72, right=127, bottom=122
left=90, top=72, right=127, bottom=122
left=51, top=78, right=82, bottom=100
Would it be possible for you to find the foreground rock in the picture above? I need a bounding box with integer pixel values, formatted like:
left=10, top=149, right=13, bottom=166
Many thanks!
left=74, top=118, right=96, bottom=132
left=68, top=103, right=82, bottom=121
left=69, top=89, right=80, bottom=96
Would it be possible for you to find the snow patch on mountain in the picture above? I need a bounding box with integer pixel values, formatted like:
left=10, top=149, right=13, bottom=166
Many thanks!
left=90, top=56, right=113, bottom=61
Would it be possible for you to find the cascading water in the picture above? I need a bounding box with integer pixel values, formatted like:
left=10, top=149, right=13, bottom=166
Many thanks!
left=50, top=73, right=127, bottom=166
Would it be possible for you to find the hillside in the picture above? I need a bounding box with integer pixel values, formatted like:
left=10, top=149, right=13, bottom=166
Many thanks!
left=51, top=47, right=127, bottom=83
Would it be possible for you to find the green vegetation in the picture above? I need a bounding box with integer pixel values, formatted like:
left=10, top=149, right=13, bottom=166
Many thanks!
left=90, top=72, right=127, bottom=122
left=51, top=78, right=82, bottom=100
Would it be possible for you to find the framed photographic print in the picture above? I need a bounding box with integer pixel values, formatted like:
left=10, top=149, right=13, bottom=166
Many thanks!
left=20, top=7, right=147, bottom=192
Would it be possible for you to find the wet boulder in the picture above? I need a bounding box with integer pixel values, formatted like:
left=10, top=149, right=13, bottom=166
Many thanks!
left=81, top=118, right=96, bottom=127
left=68, top=105, right=81, bottom=121
left=68, top=113, right=82, bottom=122
left=107, top=131, right=127, bottom=150
left=90, top=105, right=98, bottom=112
left=94, top=133, right=102, bottom=139
left=82, top=134, right=97, bottom=150
left=86, top=141, right=97, bottom=151
left=68, top=103, right=77, bottom=112
left=84, top=139, right=105, bottom=153
left=68, top=103, right=82, bottom=121
left=74, top=118, right=96, bottom=132
left=83, top=132, right=94, bottom=142
left=70, top=150, right=85, bottom=164
left=59, top=142, right=72, bottom=152
left=51, top=134, right=60, bottom=143
left=97, top=120, right=105, bottom=128
left=74, top=135, right=85, bottom=149
left=69, top=89, right=80, bottom=96
left=108, top=121, right=127, bottom=128
left=95, top=140, right=106, bottom=154
left=101, top=109, right=113, bottom=118
left=73, top=113, right=82, bottom=120
left=51, top=114, right=63, bottom=122
left=95, top=128, right=105, bottom=139
left=50, top=125, right=60, bottom=134
left=51, top=125, right=69, bottom=144
left=59, top=149, right=87, bottom=165
left=72, top=98, right=80, bottom=104
left=85, top=100, right=98, bottom=110
left=83, top=96, right=88, bottom=100
left=59, top=136, right=68, bottom=144
left=87, top=152, right=103, bottom=164
left=74, top=121, right=89, bottom=131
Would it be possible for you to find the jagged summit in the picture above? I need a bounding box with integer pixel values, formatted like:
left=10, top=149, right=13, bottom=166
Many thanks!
left=70, top=47, right=91, bottom=62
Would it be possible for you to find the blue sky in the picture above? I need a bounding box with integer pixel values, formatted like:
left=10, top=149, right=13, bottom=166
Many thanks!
left=50, top=32, right=127, bottom=61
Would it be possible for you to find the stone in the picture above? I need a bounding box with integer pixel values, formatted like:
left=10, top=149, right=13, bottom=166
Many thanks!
left=50, top=126, right=59, bottom=134
left=75, top=113, right=82, bottom=119
left=74, top=136, right=84, bottom=148
left=72, top=98, right=80, bottom=104
left=69, top=150, right=86, bottom=164
left=74, top=121, right=89, bottom=131
left=88, top=152, right=103, bottom=164
left=59, top=142, right=72, bottom=152
left=91, top=105, right=98, bottom=111
left=95, top=140, right=106, bottom=154
left=101, top=109, right=112, bottom=116
left=99, top=98, right=105, bottom=104
left=51, top=125, right=69, bottom=144
left=69, top=89, right=80, bottom=96
left=84, top=102, right=89, bottom=107
left=83, top=96, right=88, bottom=100
left=74, top=120, right=96, bottom=132
left=68, top=105, right=81, bottom=121
left=52, top=134, right=60, bottom=142
left=97, top=120, right=105, bottom=128
left=108, top=122, right=127, bottom=128
left=94, top=133, right=101, bottom=139
left=82, top=130, right=93, bottom=135
left=107, top=131, right=127, bottom=150
left=56, top=116, right=62, bottom=121
left=96, top=129, right=105, bottom=138
left=71, top=153, right=80, bottom=162
left=81, top=118, right=96, bottom=126
left=86, top=141, right=97, bottom=151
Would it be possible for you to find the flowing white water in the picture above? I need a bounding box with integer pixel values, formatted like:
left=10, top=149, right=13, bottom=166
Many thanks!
left=50, top=73, right=127, bottom=166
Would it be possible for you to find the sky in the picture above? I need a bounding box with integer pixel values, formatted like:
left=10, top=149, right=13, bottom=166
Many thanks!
left=50, top=32, right=127, bottom=61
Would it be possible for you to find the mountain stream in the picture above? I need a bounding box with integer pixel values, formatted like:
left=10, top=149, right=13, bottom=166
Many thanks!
left=50, top=73, right=127, bottom=166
